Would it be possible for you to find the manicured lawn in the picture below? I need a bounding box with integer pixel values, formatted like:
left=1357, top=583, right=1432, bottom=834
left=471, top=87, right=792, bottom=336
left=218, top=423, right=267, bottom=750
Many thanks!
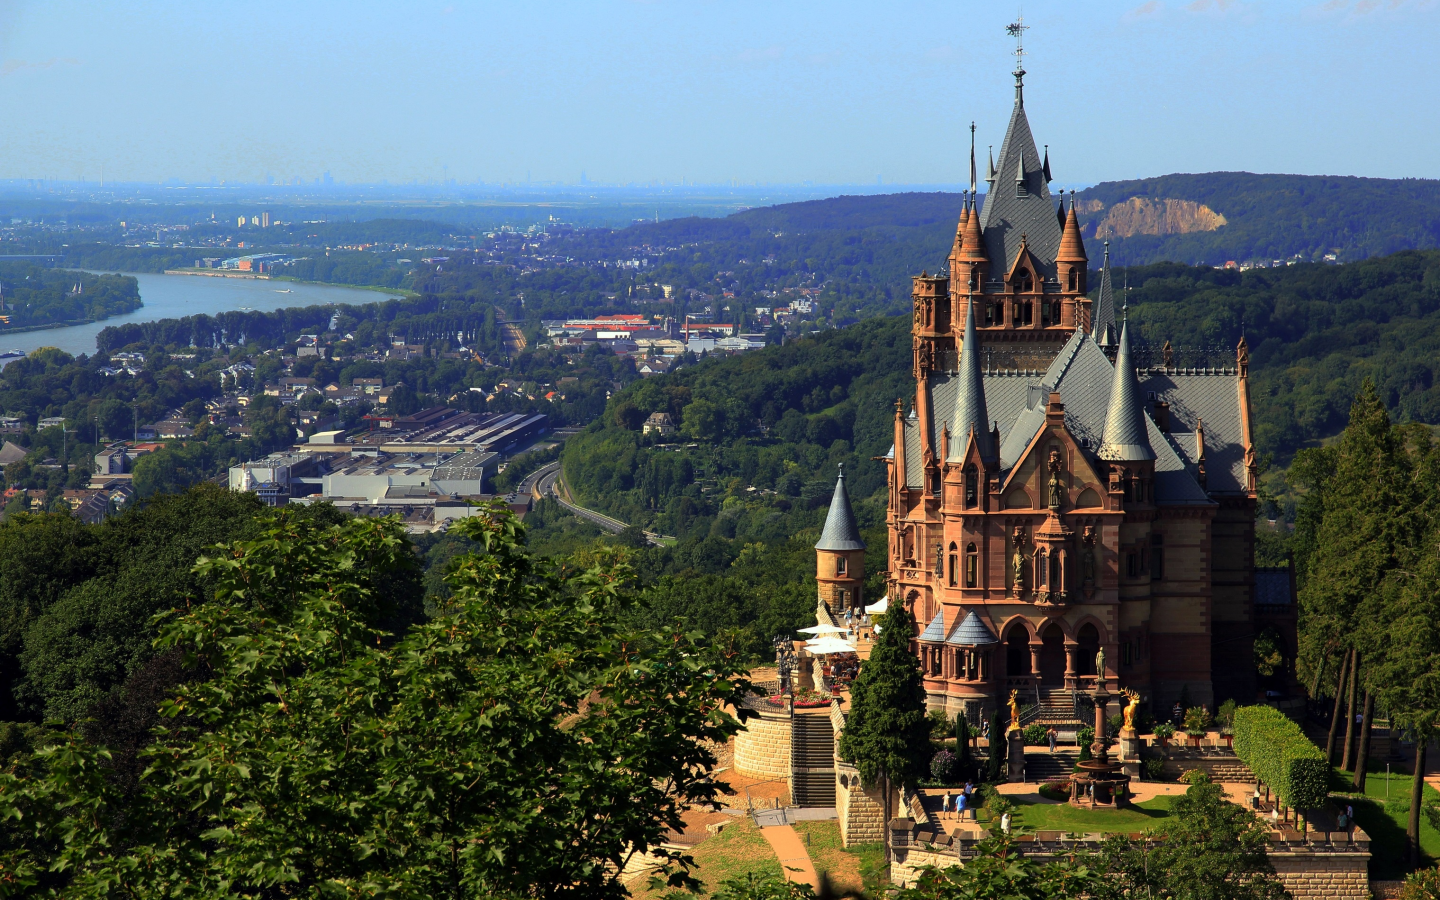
left=1002, top=795, right=1174, bottom=834
left=1333, top=765, right=1440, bottom=880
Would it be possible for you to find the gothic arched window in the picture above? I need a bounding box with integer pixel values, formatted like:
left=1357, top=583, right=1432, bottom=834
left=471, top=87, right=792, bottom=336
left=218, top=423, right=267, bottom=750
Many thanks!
left=964, top=465, right=978, bottom=508
left=836, top=555, right=847, bottom=576
left=948, top=542, right=958, bottom=587
left=1037, top=548, right=1048, bottom=587
left=1016, top=269, right=1033, bottom=292
left=965, top=543, right=978, bottom=588
left=1068, top=268, right=1079, bottom=291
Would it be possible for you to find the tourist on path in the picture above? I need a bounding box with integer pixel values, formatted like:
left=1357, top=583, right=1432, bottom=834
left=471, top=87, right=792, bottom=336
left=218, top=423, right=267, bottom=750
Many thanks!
left=1047, top=727, right=1058, bottom=753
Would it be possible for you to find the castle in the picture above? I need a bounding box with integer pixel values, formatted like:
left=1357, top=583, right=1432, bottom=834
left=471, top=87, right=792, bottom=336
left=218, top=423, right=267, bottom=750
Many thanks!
left=872, top=56, right=1276, bottom=720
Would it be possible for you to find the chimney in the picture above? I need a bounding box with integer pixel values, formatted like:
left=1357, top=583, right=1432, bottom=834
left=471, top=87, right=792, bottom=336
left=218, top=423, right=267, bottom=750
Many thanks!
left=1154, top=400, right=1170, bottom=433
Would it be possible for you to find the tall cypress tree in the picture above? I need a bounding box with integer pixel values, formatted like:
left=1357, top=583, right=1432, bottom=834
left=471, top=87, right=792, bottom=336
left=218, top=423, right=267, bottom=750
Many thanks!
left=1301, top=383, right=1407, bottom=771
left=837, top=604, right=930, bottom=864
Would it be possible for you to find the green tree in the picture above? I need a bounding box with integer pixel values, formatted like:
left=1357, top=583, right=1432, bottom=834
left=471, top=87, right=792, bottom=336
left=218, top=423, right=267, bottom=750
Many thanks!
left=1299, top=382, right=1408, bottom=775
left=837, top=604, right=930, bottom=865
left=1088, top=782, right=1288, bottom=900
left=0, top=508, right=750, bottom=898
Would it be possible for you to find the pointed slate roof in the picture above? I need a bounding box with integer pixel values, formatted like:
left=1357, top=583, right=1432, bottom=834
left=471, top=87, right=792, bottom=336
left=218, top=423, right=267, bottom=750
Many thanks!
left=815, top=467, right=866, bottom=551
left=975, top=87, right=1064, bottom=279
left=919, top=608, right=946, bottom=642
left=1091, top=241, right=1117, bottom=347
left=947, top=609, right=999, bottom=646
left=946, top=298, right=994, bottom=462
left=0, top=441, right=25, bottom=466
left=1098, top=320, right=1156, bottom=461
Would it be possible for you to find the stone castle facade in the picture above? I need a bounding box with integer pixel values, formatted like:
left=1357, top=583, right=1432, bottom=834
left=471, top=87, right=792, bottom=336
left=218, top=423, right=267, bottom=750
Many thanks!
left=882, top=64, right=1264, bottom=719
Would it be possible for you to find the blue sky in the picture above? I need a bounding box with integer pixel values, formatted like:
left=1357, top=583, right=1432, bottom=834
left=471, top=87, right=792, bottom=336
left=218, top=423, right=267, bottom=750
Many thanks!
left=0, top=0, right=1435, bottom=186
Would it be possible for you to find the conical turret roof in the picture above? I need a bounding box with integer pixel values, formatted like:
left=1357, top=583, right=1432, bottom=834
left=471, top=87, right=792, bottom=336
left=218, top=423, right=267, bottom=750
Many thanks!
left=1091, top=241, right=1117, bottom=347
left=1057, top=201, right=1087, bottom=264
left=815, top=466, right=866, bottom=551
left=1098, top=319, right=1155, bottom=462
left=946, top=609, right=999, bottom=646
left=960, top=192, right=987, bottom=262
left=946, top=298, right=994, bottom=462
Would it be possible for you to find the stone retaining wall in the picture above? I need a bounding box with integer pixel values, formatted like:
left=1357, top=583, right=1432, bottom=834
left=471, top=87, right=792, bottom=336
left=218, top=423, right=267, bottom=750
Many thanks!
left=734, top=705, right=791, bottom=779
left=1159, top=752, right=1256, bottom=783
left=836, top=761, right=887, bottom=846
left=1270, top=851, right=1370, bottom=900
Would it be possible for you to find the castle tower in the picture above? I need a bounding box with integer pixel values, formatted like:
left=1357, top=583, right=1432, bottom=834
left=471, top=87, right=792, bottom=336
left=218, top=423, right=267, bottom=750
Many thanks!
left=816, top=467, right=866, bottom=615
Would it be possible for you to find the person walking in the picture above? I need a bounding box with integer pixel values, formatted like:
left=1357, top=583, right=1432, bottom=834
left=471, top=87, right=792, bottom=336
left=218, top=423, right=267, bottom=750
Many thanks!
left=1047, top=726, right=1058, bottom=753
left=943, top=791, right=951, bottom=820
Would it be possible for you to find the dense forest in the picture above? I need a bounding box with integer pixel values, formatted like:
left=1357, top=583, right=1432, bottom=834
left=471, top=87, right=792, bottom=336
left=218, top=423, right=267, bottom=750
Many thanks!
left=0, top=264, right=140, bottom=330
left=561, top=250, right=1440, bottom=549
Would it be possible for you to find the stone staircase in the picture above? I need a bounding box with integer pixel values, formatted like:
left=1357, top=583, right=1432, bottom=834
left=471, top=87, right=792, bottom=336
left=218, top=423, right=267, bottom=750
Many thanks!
left=1024, top=750, right=1079, bottom=783
left=1032, top=686, right=1086, bottom=727
left=790, top=712, right=837, bottom=807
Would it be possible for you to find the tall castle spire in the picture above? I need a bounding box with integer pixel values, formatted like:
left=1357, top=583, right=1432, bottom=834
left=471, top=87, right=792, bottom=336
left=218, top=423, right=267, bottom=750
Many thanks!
left=1091, top=241, right=1117, bottom=347
left=1098, top=318, right=1155, bottom=461
left=947, top=297, right=994, bottom=463
left=976, top=19, right=1063, bottom=280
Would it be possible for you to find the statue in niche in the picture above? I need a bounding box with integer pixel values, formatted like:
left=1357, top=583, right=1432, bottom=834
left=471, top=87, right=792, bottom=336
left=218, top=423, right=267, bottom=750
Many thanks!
left=1095, top=647, right=1106, bottom=684
left=1011, top=525, right=1029, bottom=589
left=1163, top=340, right=1174, bottom=369
left=1047, top=448, right=1064, bottom=510
left=1081, top=525, right=1096, bottom=585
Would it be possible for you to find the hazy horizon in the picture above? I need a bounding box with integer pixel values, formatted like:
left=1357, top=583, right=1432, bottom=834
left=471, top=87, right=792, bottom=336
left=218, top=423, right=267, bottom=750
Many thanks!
left=1, top=1, right=1436, bottom=187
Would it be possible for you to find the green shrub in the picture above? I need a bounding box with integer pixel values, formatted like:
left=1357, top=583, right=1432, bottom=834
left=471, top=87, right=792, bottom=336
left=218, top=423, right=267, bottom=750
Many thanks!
left=929, top=709, right=951, bottom=737
left=1142, top=758, right=1166, bottom=781
left=1153, top=722, right=1176, bottom=740
left=1180, top=769, right=1212, bottom=785
left=1232, top=705, right=1328, bottom=810
left=1183, top=706, right=1213, bottom=736
left=1022, top=723, right=1048, bottom=746
left=1217, top=699, right=1237, bottom=731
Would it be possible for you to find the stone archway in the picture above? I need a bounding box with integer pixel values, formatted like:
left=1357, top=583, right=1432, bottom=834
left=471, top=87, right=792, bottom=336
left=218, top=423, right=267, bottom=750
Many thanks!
left=1006, top=626, right=1031, bottom=677
left=1039, top=622, right=1067, bottom=686
left=1077, top=623, right=1101, bottom=676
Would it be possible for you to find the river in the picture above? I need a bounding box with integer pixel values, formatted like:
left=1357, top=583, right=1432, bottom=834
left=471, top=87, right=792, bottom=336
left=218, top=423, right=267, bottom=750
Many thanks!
left=0, top=273, right=402, bottom=359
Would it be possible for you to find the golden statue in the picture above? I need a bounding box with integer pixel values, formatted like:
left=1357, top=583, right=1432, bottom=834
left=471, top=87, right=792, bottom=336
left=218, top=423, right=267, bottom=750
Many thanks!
left=1006, top=689, right=1021, bottom=733
left=1121, top=688, right=1140, bottom=731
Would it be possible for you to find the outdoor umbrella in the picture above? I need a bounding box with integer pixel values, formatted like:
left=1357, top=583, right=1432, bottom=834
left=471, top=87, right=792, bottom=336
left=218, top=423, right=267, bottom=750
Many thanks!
left=866, top=595, right=889, bottom=615
left=798, top=624, right=848, bottom=635
left=805, top=637, right=858, bottom=655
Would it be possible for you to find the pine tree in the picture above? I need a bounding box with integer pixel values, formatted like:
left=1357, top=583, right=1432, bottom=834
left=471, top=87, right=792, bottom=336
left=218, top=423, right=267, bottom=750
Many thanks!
left=837, top=604, right=930, bottom=864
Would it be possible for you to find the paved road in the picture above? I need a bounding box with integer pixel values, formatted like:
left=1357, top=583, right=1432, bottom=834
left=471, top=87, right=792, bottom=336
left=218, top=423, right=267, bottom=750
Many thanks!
left=533, top=464, right=671, bottom=546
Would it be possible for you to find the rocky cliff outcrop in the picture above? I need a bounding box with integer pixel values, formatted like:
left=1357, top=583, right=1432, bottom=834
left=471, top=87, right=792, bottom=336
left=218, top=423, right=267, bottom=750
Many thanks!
left=1092, top=197, right=1227, bottom=238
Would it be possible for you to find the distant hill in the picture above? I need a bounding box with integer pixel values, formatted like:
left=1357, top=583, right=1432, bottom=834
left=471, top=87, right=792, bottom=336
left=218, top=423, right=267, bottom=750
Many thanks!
left=1074, top=173, right=1440, bottom=266
left=592, top=173, right=1440, bottom=269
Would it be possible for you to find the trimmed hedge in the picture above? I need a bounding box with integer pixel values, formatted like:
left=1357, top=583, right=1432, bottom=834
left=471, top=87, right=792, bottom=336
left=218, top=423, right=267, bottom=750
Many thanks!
left=1232, top=705, right=1329, bottom=810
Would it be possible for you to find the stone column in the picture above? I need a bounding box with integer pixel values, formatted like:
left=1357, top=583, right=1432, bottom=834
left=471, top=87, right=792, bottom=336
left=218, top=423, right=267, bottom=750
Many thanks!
left=1064, top=642, right=1078, bottom=689
left=1008, top=728, right=1026, bottom=782
left=1029, top=643, right=1042, bottom=680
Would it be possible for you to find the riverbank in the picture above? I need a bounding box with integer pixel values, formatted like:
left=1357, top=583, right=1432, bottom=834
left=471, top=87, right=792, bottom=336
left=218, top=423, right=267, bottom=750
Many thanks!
left=162, top=268, right=270, bottom=280
left=268, top=275, right=417, bottom=297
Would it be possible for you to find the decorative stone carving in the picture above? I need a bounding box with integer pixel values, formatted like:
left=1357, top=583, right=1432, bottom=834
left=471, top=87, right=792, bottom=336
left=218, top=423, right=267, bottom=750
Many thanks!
left=1047, top=448, right=1064, bottom=510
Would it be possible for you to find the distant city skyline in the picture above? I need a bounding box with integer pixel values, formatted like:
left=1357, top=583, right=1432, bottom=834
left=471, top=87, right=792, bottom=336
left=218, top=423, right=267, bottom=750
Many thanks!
left=0, top=1, right=1436, bottom=186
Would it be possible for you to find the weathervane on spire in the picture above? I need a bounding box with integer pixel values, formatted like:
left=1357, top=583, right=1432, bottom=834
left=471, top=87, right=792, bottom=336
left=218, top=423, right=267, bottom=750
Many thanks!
left=969, top=122, right=978, bottom=194
left=1007, top=16, right=1029, bottom=99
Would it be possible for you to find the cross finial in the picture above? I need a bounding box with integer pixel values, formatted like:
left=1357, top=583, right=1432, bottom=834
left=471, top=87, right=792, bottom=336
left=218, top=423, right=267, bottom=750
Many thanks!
left=1007, top=17, right=1029, bottom=100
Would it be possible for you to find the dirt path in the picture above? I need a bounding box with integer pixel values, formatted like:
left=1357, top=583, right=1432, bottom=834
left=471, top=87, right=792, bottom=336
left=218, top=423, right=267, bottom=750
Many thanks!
left=758, top=823, right=819, bottom=889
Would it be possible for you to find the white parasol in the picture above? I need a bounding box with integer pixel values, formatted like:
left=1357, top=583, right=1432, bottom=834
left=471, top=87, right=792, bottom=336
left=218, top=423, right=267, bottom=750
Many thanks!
left=798, top=624, right=848, bottom=635
left=805, top=637, right=859, bottom=655
left=866, top=595, right=889, bottom=615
